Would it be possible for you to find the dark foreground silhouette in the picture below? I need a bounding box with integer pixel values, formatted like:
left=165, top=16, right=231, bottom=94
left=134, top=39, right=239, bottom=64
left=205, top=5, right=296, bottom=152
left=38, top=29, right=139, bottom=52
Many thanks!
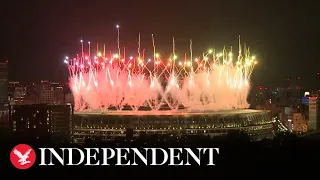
left=1, top=131, right=320, bottom=178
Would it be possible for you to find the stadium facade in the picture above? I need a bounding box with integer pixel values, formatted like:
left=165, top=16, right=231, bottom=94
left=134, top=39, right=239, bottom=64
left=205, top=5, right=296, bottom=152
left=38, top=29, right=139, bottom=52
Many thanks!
left=72, top=109, right=275, bottom=143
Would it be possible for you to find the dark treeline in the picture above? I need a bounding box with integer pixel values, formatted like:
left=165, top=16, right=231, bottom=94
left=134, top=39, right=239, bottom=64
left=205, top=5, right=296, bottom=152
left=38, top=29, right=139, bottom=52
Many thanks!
left=1, top=131, right=320, bottom=178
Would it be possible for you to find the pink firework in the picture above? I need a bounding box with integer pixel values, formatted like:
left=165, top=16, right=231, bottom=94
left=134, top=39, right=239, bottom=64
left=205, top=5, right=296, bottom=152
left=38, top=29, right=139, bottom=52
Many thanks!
left=65, top=31, right=257, bottom=112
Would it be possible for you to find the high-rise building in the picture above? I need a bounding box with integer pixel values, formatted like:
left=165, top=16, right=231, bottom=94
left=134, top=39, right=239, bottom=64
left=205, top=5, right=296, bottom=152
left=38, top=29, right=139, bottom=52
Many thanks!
left=308, top=96, right=317, bottom=130
left=8, top=104, right=73, bottom=142
left=317, top=97, right=320, bottom=130
left=0, top=61, right=8, bottom=127
left=292, top=113, right=308, bottom=132
left=8, top=81, right=20, bottom=101
left=12, top=86, right=27, bottom=104
left=0, top=61, right=8, bottom=109
left=37, top=81, right=65, bottom=104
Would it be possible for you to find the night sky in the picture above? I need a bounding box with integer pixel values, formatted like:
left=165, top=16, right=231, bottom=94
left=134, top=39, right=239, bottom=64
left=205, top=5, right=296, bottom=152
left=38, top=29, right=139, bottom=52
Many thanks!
left=0, top=1, right=318, bottom=88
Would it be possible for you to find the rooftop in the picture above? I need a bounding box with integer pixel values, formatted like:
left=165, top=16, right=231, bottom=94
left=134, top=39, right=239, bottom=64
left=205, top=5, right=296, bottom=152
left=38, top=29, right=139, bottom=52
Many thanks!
left=74, top=109, right=269, bottom=116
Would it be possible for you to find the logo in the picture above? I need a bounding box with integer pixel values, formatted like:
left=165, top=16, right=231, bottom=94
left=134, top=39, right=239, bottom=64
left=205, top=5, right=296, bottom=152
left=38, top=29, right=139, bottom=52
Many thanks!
left=10, top=144, right=36, bottom=169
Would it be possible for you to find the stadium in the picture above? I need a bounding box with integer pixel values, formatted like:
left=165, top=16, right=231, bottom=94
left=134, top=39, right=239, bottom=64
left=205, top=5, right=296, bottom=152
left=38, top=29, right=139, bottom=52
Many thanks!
left=66, top=31, right=272, bottom=142
left=72, top=109, right=275, bottom=143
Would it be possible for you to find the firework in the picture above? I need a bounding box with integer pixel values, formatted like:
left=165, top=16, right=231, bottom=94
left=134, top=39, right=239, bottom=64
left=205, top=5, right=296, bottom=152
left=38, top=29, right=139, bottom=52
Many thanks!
left=65, top=27, right=257, bottom=111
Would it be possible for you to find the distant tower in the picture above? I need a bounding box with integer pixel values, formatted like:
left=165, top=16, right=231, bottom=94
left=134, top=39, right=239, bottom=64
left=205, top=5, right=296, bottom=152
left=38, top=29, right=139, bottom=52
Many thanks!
left=308, top=96, right=317, bottom=130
